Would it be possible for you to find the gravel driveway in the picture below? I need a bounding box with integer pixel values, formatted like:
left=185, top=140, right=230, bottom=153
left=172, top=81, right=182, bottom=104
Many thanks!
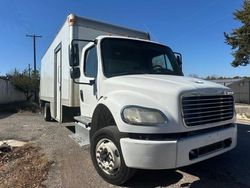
left=0, top=112, right=250, bottom=188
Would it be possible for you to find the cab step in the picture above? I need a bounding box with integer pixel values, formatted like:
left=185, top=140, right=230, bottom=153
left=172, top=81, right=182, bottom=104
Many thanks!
left=74, top=116, right=91, bottom=127
left=69, top=122, right=90, bottom=147
left=69, top=116, right=92, bottom=147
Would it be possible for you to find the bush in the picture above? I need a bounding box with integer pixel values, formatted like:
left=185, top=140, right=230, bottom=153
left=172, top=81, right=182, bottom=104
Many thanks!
left=0, top=101, right=40, bottom=113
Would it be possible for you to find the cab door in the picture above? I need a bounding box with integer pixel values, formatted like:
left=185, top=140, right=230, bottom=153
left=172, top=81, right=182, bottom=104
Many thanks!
left=79, top=44, right=98, bottom=117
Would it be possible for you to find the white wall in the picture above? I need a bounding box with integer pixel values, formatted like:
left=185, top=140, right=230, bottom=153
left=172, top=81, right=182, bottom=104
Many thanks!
left=228, top=79, right=250, bottom=104
left=0, top=79, right=26, bottom=104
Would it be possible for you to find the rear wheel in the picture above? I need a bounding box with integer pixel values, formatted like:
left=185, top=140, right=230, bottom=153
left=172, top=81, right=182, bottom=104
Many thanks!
left=44, top=103, right=51, bottom=121
left=90, top=126, right=135, bottom=185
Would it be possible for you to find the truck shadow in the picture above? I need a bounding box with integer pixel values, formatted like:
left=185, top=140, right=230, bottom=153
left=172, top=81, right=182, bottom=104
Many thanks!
left=124, top=169, right=183, bottom=187
left=0, top=112, right=15, bottom=119
left=124, top=122, right=250, bottom=188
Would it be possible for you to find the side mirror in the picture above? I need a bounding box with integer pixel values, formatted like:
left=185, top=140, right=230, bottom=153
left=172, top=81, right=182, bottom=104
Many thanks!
left=70, top=67, right=80, bottom=79
left=176, top=56, right=182, bottom=70
left=174, top=52, right=182, bottom=71
left=70, top=43, right=79, bottom=66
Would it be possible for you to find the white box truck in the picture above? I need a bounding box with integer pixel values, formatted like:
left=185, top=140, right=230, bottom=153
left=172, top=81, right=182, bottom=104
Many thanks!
left=40, top=14, right=237, bottom=185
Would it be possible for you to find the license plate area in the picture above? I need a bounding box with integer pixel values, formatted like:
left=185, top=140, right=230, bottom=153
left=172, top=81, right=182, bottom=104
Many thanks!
left=189, top=138, right=232, bottom=160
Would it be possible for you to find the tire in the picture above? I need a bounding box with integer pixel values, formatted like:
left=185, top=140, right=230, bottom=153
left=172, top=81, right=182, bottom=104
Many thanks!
left=44, top=103, right=51, bottom=121
left=90, top=126, right=135, bottom=185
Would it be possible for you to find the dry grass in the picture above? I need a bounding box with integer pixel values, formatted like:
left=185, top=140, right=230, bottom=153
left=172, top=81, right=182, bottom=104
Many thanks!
left=0, top=144, right=51, bottom=188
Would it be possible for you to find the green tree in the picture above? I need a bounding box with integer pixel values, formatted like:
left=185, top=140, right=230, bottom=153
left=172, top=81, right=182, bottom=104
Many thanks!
left=8, top=69, right=40, bottom=101
left=224, top=0, right=250, bottom=67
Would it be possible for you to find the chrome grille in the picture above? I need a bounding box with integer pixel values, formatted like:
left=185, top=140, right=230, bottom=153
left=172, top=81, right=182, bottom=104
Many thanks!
left=182, top=95, right=234, bottom=126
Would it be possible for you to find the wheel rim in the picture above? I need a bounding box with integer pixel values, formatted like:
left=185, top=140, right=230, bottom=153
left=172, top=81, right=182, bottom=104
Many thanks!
left=96, top=138, right=121, bottom=175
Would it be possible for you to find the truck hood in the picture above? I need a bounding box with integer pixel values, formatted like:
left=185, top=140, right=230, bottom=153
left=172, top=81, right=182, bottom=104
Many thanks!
left=101, top=74, right=233, bottom=134
left=103, top=74, right=229, bottom=96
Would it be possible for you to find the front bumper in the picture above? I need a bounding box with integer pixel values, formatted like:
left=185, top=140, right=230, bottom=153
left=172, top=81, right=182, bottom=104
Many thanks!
left=120, top=124, right=237, bottom=169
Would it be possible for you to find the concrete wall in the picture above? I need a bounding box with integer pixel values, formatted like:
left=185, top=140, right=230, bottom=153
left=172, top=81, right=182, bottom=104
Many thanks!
left=228, top=79, right=250, bottom=104
left=0, top=79, right=26, bottom=104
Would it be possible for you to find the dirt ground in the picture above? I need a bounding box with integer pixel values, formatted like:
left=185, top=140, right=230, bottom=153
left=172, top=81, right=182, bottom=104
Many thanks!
left=0, top=112, right=250, bottom=188
left=0, top=144, right=51, bottom=188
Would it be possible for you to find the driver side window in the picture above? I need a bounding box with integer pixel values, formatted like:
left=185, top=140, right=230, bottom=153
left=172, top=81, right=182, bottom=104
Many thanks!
left=84, top=46, right=97, bottom=78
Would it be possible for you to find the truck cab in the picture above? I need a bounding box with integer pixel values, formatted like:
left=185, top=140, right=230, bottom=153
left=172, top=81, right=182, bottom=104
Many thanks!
left=70, top=35, right=237, bottom=185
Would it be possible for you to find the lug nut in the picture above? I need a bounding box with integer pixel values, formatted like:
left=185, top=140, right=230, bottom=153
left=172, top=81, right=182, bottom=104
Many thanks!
left=115, top=150, right=119, bottom=157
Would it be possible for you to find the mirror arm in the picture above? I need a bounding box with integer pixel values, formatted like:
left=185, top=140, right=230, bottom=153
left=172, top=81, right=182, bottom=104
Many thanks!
left=72, top=78, right=95, bottom=85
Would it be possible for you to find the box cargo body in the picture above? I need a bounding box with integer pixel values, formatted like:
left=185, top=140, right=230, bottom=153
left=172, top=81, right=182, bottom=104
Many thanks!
left=40, top=14, right=150, bottom=122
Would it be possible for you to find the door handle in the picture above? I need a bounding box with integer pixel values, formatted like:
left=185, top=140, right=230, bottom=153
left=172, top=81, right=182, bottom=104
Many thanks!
left=80, top=90, right=84, bottom=102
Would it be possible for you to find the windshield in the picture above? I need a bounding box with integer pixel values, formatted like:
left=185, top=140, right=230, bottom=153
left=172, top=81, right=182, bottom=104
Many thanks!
left=101, top=38, right=183, bottom=78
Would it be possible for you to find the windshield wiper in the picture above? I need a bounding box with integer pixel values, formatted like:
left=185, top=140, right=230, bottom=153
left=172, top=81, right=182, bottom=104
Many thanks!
left=109, top=70, right=148, bottom=77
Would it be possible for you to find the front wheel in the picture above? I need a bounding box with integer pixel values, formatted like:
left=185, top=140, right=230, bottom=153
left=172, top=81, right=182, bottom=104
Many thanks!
left=90, top=126, right=135, bottom=185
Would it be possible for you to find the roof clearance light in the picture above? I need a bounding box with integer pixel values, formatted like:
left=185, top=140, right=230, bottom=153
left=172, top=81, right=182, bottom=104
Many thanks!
left=68, top=14, right=76, bottom=26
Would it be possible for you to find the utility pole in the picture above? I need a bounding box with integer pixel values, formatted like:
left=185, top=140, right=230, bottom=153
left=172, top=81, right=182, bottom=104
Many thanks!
left=26, top=34, right=42, bottom=75
left=26, top=34, right=42, bottom=102
left=28, top=64, right=31, bottom=78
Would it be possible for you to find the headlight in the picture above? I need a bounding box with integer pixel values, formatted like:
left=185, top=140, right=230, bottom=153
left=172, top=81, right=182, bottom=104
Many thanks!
left=121, top=106, right=167, bottom=125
